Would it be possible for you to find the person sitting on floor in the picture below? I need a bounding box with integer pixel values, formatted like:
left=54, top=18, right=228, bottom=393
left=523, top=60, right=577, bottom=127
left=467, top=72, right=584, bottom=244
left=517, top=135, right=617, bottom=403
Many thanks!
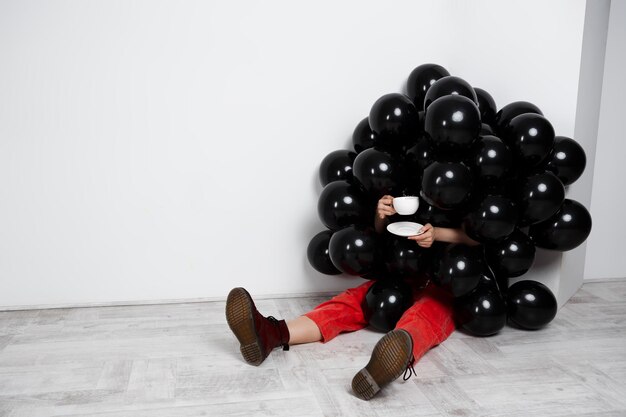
left=225, top=195, right=478, bottom=400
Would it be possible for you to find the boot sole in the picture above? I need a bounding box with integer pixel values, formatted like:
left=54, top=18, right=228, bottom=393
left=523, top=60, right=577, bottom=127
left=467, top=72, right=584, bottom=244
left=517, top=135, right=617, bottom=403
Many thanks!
left=351, top=329, right=413, bottom=400
left=225, top=287, right=265, bottom=366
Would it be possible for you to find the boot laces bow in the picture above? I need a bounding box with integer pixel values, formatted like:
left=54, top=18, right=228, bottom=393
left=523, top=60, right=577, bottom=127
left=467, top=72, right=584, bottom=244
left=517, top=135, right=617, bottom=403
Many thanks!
left=403, top=357, right=416, bottom=381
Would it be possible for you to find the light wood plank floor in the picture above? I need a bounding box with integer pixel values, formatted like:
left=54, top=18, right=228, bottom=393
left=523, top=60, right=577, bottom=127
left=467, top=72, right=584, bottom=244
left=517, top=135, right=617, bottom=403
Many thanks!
left=1, top=280, right=625, bottom=417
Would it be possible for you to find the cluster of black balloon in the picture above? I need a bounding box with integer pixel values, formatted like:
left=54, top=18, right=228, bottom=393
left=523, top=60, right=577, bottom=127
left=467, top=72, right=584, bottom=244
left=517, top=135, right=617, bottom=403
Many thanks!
left=307, top=63, right=592, bottom=335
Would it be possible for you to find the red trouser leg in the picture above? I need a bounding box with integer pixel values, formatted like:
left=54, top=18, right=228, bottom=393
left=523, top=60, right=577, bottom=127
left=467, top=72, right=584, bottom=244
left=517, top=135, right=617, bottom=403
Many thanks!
left=395, top=283, right=456, bottom=361
left=304, top=280, right=455, bottom=361
left=304, top=280, right=375, bottom=342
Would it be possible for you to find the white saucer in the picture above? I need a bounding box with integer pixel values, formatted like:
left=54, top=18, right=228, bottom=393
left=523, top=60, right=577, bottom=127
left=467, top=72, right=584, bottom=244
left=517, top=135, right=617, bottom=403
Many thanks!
left=387, top=221, right=424, bottom=237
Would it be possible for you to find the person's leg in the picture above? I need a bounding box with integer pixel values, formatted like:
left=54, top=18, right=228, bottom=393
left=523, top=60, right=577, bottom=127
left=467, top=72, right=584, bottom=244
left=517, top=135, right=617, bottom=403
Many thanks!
left=226, top=280, right=375, bottom=365
left=394, top=283, right=455, bottom=360
left=286, top=315, right=322, bottom=345
left=302, top=280, right=374, bottom=343
left=351, top=283, right=455, bottom=400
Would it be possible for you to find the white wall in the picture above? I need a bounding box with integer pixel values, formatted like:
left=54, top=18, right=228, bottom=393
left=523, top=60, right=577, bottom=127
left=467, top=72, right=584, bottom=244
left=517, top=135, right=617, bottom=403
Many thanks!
left=0, top=0, right=587, bottom=307
left=584, top=0, right=626, bottom=280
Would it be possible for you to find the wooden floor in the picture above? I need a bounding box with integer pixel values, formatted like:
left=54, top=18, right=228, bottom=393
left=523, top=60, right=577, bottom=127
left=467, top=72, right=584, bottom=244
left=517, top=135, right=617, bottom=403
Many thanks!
left=1, top=280, right=625, bottom=417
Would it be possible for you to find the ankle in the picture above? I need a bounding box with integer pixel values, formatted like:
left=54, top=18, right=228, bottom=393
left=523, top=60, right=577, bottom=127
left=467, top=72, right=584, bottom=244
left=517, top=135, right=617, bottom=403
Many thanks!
left=266, top=316, right=290, bottom=350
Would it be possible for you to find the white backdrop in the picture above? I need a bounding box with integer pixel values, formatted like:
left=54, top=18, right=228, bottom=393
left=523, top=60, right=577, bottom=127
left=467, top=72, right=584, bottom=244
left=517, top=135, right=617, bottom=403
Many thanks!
left=0, top=0, right=587, bottom=307
left=584, top=0, right=626, bottom=280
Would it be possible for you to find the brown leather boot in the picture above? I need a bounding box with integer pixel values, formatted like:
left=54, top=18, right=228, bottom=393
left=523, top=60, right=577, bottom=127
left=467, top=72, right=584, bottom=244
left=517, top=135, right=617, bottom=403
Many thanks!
left=225, top=287, right=290, bottom=366
left=351, top=329, right=416, bottom=400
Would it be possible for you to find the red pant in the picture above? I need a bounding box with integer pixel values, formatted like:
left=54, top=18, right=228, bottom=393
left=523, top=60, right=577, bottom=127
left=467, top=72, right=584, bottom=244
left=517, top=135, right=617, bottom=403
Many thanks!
left=304, top=280, right=455, bottom=361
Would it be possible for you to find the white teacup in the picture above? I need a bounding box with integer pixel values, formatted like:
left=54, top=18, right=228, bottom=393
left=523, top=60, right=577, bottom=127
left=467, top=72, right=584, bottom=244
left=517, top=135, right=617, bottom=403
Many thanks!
left=393, top=196, right=419, bottom=215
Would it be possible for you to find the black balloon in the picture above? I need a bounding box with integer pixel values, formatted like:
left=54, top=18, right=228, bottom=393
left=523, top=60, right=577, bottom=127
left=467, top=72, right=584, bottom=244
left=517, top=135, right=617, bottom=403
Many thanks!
left=423, top=76, right=478, bottom=110
left=503, top=113, right=555, bottom=168
left=480, top=123, right=494, bottom=136
left=420, top=241, right=449, bottom=278
left=528, top=199, right=592, bottom=251
left=412, top=196, right=463, bottom=228
left=507, top=280, right=557, bottom=330
left=472, top=135, right=513, bottom=183
left=421, top=161, right=473, bottom=210
left=407, top=63, right=451, bottom=111
left=353, top=147, right=404, bottom=198
left=328, top=226, right=380, bottom=275
left=359, top=264, right=390, bottom=281
left=307, top=231, right=341, bottom=275
left=485, top=229, right=536, bottom=278
left=363, top=279, right=413, bottom=332
left=474, top=88, right=497, bottom=127
left=385, top=236, right=422, bottom=276
left=317, top=181, right=370, bottom=231
left=319, top=150, right=357, bottom=187
left=543, top=136, right=587, bottom=186
left=384, top=236, right=429, bottom=287
left=495, top=101, right=543, bottom=133
left=352, top=117, right=377, bottom=154
left=404, top=136, right=434, bottom=191
left=454, top=274, right=506, bottom=336
left=424, top=95, right=481, bottom=153
left=518, top=171, right=565, bottom=226
left=478, top=174, right=528, bottom=201
left=463, top=194, right=518, bottom=242
left=369, top=93, right=419, bottom=149
left=434, top=244, right=483, bottom=297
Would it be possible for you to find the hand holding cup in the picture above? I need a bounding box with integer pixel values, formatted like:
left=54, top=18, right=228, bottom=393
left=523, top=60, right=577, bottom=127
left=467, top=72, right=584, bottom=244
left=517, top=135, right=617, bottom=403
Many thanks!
left=377, top=195, right=396, bottom=219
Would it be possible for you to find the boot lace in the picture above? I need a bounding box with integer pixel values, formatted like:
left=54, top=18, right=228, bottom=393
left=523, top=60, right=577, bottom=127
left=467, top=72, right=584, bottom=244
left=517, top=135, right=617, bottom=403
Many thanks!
left=267, top=316, right=290, bottom=351
left=403, top=357, right=416, bottom=381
